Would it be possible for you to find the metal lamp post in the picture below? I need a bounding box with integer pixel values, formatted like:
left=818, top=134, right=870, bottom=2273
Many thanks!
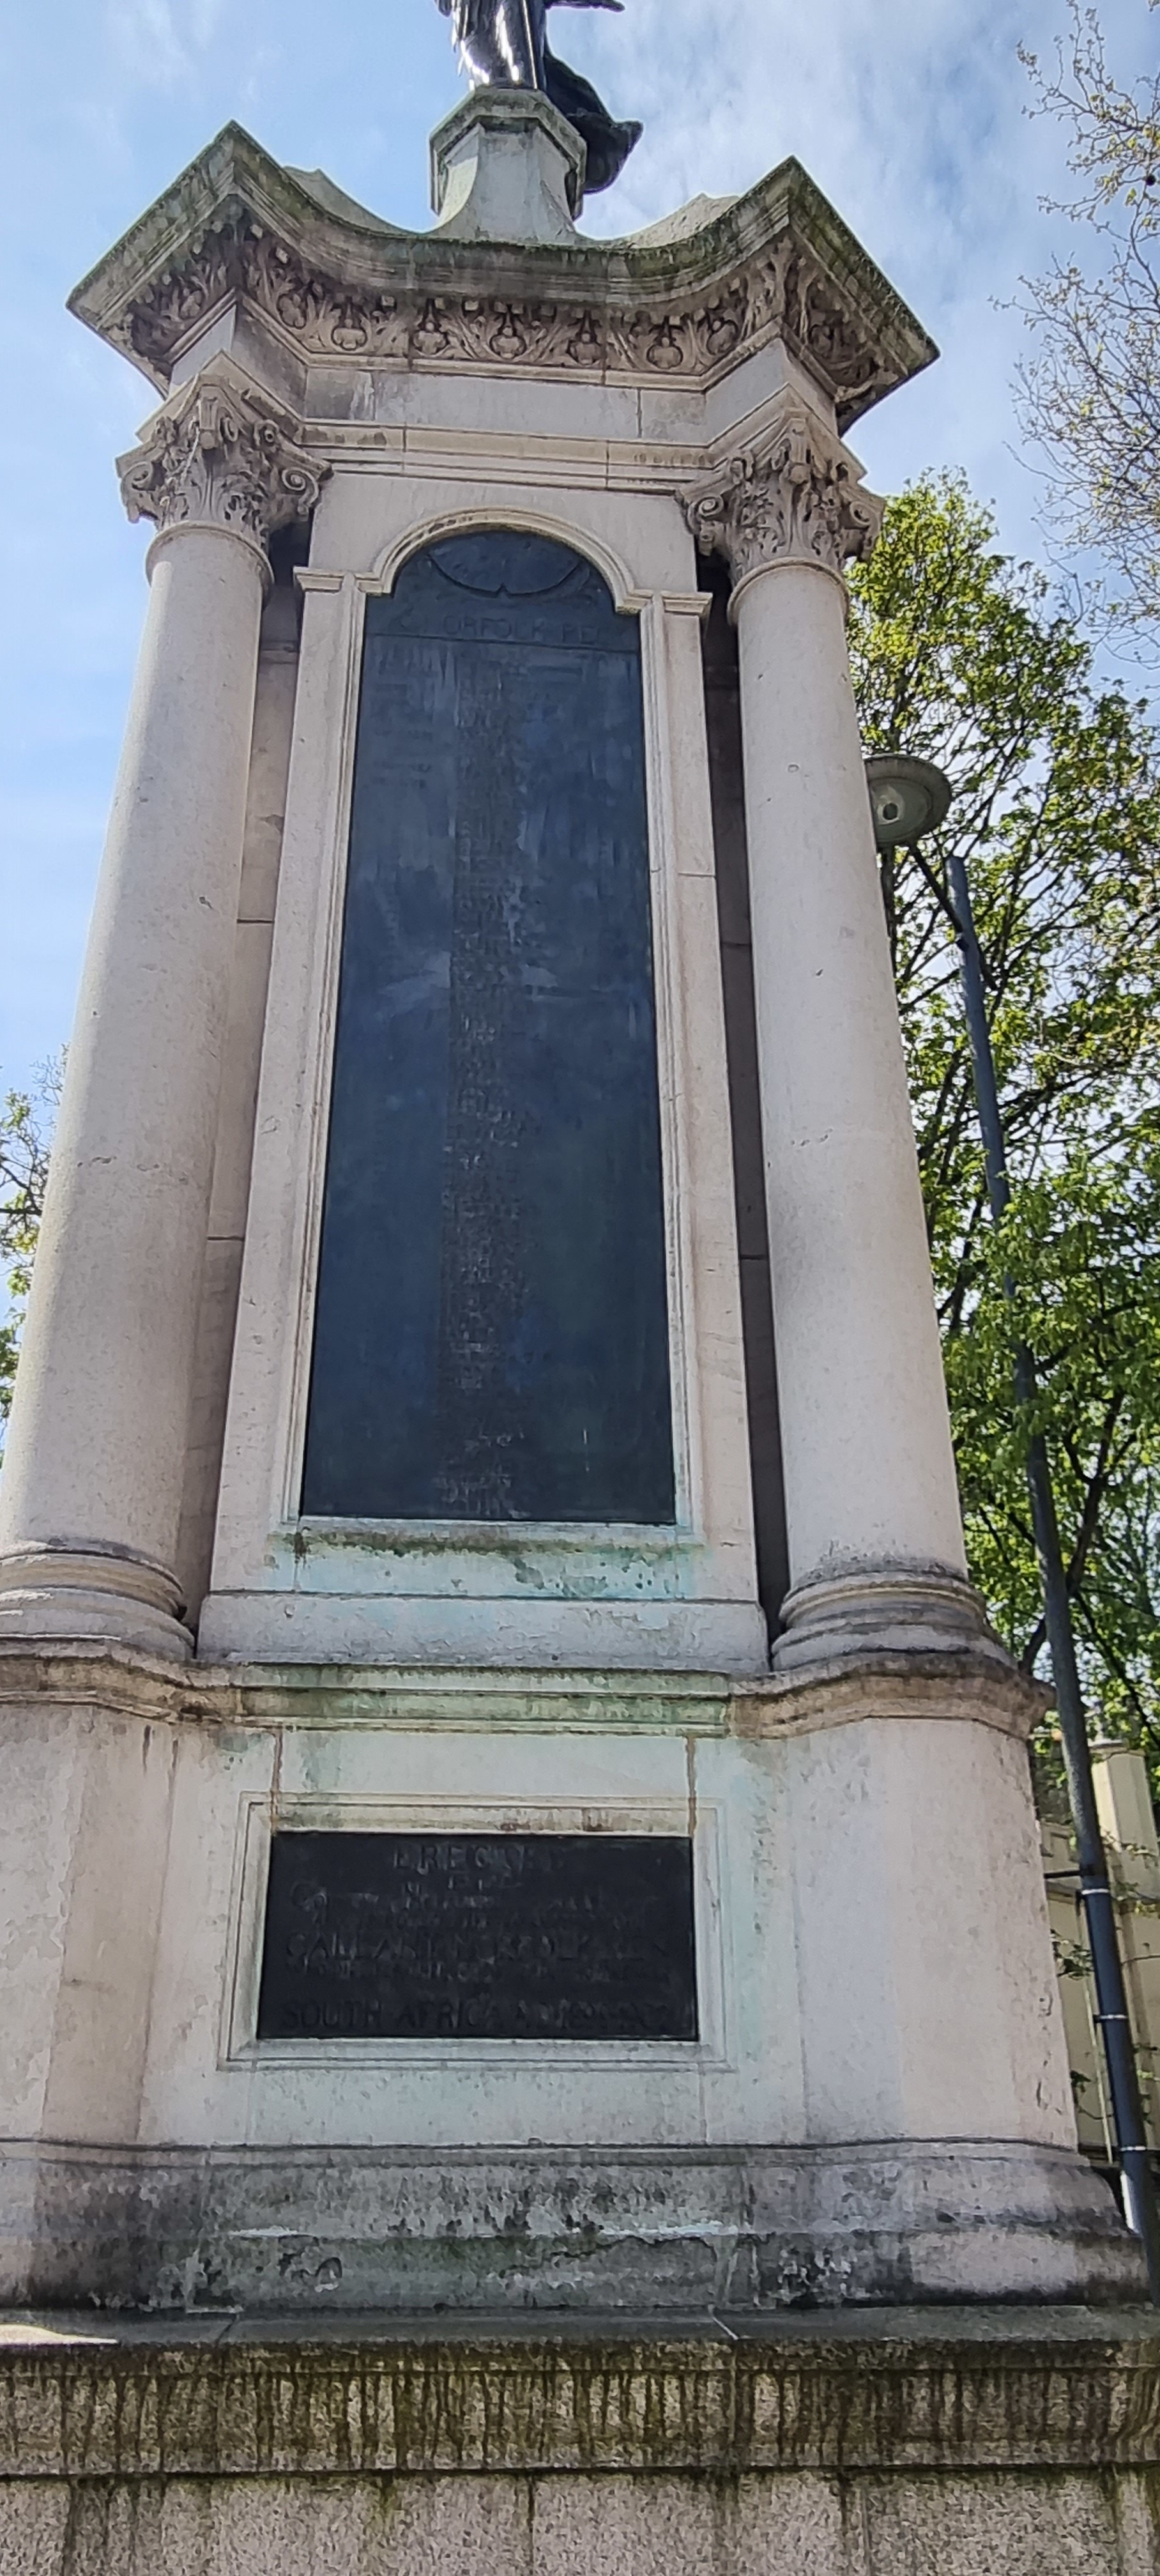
left=865, top=751, right=1160, bottom=2296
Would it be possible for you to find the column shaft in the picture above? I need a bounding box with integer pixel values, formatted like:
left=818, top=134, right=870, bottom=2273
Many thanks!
left=687, top=403, right=989, bottom=1667
left=0, top=530, right=264, bottom=1652
left=735, top=557, right=966, bottom=1591
left=0, top=357, right=323, bottom=1658
left=683, top=410, right=1087, bottom=2199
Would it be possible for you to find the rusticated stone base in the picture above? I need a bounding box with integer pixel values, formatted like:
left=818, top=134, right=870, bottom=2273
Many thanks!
left=0, top=2136, right=1145, bottom=2315
left=1, top=2308, right=1159, bottom=2573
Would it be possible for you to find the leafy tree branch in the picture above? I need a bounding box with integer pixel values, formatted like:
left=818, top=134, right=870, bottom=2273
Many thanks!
left=1015, top=0, right=1160, bottom=634
left=0, top=1057, right=61, bottom=1451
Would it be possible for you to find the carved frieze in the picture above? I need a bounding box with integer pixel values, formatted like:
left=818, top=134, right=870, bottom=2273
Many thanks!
left=97, top=212, right=900, bottom=415
left=118, top=358, right=326, bottom=550
left=685, top=404, right=884, bottom=587
left=70, top=127, right=937, bottom=442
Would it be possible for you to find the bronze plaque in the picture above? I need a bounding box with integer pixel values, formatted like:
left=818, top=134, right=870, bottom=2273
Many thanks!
left=300, top=530, right=673, bottom=1526
left=257, top=1830, right=698, bottom=2041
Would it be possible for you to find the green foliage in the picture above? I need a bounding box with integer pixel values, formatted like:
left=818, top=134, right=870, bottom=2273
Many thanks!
left=0, top=1059, right=61, bottom=1452
left=849, top=475, right=1160, bottom=1751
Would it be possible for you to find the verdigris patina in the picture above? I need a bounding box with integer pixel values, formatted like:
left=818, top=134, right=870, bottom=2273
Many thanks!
left=435, top=0, right=642, bottom=189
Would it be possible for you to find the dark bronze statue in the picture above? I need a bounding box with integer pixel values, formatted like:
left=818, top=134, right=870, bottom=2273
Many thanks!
left=436, top=0, right=642, bottom=194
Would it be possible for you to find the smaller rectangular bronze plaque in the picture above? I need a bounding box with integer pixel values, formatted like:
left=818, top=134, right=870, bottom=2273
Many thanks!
left=256, top=1830, right=698, bottom=2042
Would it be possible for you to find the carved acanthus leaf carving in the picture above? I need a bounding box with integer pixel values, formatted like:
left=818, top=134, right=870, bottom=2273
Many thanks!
left=102, top=217, right=901, bottom=416
left=684, top=406, right=883, bottom=586
left=117, top=360, right=326, bottom=551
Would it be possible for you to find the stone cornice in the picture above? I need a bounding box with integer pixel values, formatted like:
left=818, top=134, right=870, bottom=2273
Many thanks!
left=67, top=122, right=936, bottom=429
left=685, top=401, right=884, bottom=586
left=0, top=1636, right=1042, bottom=1740
left=116, top=355, right=327, bottom=551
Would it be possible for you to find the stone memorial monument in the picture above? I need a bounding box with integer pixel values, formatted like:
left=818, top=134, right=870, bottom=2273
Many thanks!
left=0, top=13, right=1157, bottom=2568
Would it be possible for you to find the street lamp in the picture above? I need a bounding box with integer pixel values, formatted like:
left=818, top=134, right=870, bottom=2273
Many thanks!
left=865, top=753, right=951, bottom=848
left=865, top=751, right=1160, bottom=2295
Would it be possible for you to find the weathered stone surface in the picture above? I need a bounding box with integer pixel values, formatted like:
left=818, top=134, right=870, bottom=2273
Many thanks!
left=2, top=2313, right=1160, bottom=2480
left=1, top=2322, right=1159, bottom=2573
left=3, top=2468, right=1157, bottom=2574
left=49, top=2474, right=529, bottom=2576
left=531, top=2473, right=851, bottom=2576
left=0, top=2136, right=1143, bottom=2315
left=0, top=2481, right=72, bottom=2575
left=859, top=2471, right=1133, bottom=2575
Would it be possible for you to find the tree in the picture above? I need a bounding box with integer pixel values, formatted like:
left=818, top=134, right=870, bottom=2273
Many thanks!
left=1015, top=1, right=1160, bottom=634
left=0, top=1059, right=61, bottom=1455
left=848, top=475, right=1160, bottom=1751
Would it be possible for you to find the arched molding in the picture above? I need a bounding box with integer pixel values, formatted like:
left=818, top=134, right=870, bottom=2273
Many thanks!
left=366, top=507, right=647, bottom=615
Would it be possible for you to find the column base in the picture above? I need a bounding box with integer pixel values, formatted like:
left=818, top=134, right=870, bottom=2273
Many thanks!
left=0, top=1549, right=192, bottom=1662
left=773, top=1563, right=1014, bottom=1679
left=0, top=2137, right=1143, bottom=2313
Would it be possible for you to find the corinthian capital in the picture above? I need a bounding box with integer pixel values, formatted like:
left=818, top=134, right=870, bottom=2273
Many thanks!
left=685, top=402, right=883, bottom=591
left=118, top=356, right=326, bottom=557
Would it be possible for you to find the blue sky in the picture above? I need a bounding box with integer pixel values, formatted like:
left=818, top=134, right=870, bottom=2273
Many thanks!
left=1, top=0, right=1149, bottom=1093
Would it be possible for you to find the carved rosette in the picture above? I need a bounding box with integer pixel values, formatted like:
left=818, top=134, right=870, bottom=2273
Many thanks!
left=117, top=360, right=326, bottom=556
left=685, top=405, right=883, bottom=590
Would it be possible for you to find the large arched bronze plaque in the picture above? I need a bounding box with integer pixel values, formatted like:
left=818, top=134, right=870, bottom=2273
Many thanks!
left=301, top=530, right=673, bottom=1524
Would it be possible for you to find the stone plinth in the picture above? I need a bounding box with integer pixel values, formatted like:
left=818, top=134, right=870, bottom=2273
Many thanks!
left=0, top=1641, right=1143, bottom=2313
left=1, top=2310, right=1159, bottom=2573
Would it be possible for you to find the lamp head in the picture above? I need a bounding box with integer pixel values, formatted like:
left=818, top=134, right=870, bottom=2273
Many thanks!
left=865, top=753, right=952, bottom=852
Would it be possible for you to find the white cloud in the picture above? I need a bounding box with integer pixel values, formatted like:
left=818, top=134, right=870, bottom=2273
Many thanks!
left=105, top=0, right=227, bottom=91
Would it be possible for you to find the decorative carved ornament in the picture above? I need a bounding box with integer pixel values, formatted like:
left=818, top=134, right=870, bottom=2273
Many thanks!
left=118, top=358, right=326, bottom=550
left=101, top=218, right=898, bottom=420
left=685, top=405, right=884, bottom=586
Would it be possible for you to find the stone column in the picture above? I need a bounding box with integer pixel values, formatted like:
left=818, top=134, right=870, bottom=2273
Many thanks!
left=0, top=356, right=323, bottom=1660
left=688, top=402, right=988, bottom=1670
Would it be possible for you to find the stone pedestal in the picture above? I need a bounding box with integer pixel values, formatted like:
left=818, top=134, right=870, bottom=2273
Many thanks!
left=0, top=1643, right=1140, bottom=2313
left=0, top=115, right=1147, bottom=2344
left=431, top=89, right=586, bottom=241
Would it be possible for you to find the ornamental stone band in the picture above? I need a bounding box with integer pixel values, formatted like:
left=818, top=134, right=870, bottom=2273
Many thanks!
left=684, top=402, right=884, bottom=592
left=117, top=353, right=326, bottom=560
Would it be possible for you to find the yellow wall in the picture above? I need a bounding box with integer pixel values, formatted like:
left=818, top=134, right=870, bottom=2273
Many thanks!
left=1043, top=1742, right=1160, bottom=2159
